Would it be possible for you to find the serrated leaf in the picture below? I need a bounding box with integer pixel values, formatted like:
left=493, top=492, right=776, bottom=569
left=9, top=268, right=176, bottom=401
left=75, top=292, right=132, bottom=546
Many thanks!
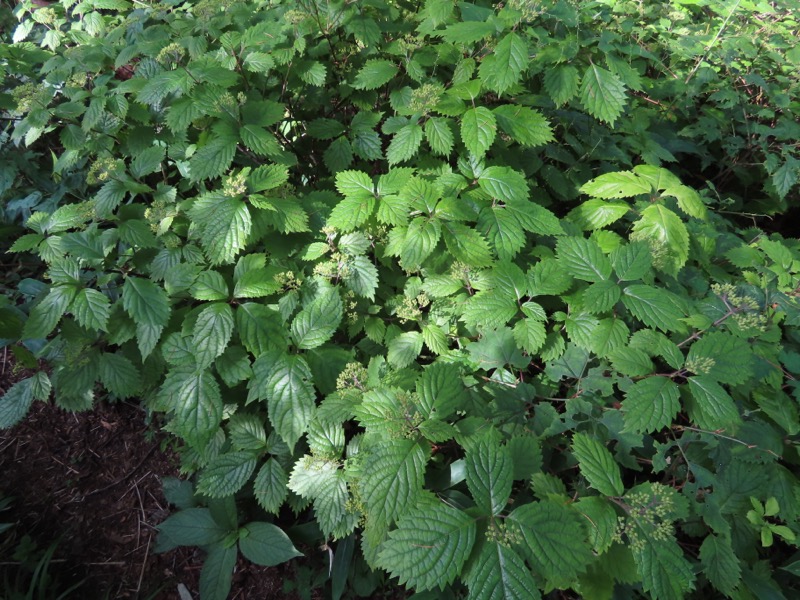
left=236, top=303, right=287, bottom=356
left=123, top=277, right=170, bottom=327
left=352, top=59, right=398, bottom=90
left=509, top=500, right=592, bottom=588
left=387, top=331, right=424, bottom=368
left=461, top=107, right=496, bottom=157
left=466, top=540, right=540, bottom=600
left=233, top=268, right=281, bottom=299
left=622, top=376, right=680, bottom=433
left=99, top=353, right=141, bottom=399
left=197, top=451, right=257, bottom=498
left=266, top=355, right=315, bottom=450
left=478, top=166, right=529, bottom=203
left=611, top=242, right=652, bottom=281
left=663, top=184, right=707, bottom=219
left=686, top=376, right=742, bottom=433
left=189, top=137, right=237, bottom=181
left=0, top=379, right=35, bottom=429
left=70, top=288, right=110, bottom=331
left=344, top=255, right=379, bottom=300
left=23, top=285, right=76, bottom=339
left=686, top=331, right=751, bottom=385
left=191, top=271, right=229, bottom=301
left=580, top=64, right=627, bottom=125
left=291, top=287, right=343, bottom=349
left=699, top=534, right=741, bottom=596
left=569, top=199, right=630, bottom=230
left=443, top=223, right=493, bottom=267
left=493, top=105, right=554, bottom=147
left=362, top=439, right=429, bottom=524
left=633, top=539, right=695, bottom=600
left=228, top=413, right=266, bottom=450
left=622, top=285, right=685, bottom=332
left=481, top=32, right=527, bottom=95
left=583, top=280, right=621, bottom=314
left=462, top=291, right=518, bottom=331
left=580, top=172, right=651, bottom=199
left=239, top=522, right=302, bottom=566
left=329, top=196, right=375, bottom=232
left=465, top=435, right=513, bottom=515
left=400, top=218, right=441, bottom=268
left=608, top=347, right=654, bottom=377
left=162, top=368, right=223, bottom=449
left=589, top=318, right=629, bottom=355
left=377, top=501, right=476, bottom=592
left=572, top=433, right=623, bottom=496
left=189, top=195, right=252, bottom=265
left=557, top=237, right=612, bottom=282
left=248, top=164, right=289, bottom=193
left=335, top=170, right=375, bottom=200
left=253, top=459, right=288, bottom=514
left=387, top=123, right=423, bottom=165
left=193, top=303, right=234, bottom=370
left=544, top=65, right=580, bottom=106
left=416, top=362, right=463, bottom=419
left=425, top=117, right=454, bottom=155
left=630, top=205, right=689, bottom=275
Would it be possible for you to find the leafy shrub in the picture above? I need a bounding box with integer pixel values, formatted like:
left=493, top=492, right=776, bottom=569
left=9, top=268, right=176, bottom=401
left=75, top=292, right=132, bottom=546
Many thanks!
left=2, top=0, right=800, bottom=598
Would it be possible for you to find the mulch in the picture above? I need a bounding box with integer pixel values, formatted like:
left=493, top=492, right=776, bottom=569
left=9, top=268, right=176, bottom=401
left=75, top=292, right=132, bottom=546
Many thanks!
left=0, top=348, right=305, bottom=599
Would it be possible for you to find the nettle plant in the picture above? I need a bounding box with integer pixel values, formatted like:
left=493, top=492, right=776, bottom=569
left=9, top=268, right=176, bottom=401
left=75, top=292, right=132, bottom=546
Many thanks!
left=2, top=0, right=800, bottom=598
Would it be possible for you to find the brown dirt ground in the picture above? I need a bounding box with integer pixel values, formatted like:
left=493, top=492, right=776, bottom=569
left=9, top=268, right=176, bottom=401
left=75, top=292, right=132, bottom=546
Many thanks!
left=0, top=347, right=313, bottom=599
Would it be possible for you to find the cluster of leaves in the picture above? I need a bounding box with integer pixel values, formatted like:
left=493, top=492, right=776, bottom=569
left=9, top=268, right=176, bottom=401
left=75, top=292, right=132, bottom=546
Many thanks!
left=2, top=0, right=800, bottom=598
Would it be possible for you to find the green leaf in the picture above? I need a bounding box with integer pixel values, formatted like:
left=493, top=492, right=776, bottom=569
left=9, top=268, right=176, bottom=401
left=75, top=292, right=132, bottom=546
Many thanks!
left=387, top=123, right=423, bottom=165
left=329, top=195, right=376, bottom=232
left=462, top=291, right=518, bottom=331
left=544, top=65, right=580, bottom=106
left=513, top=318, right=547, bottom=354
left=699, top=534, right=741, bottom=596
left=572, top=433, right=624, bottom=497
left=352, top=59, right=398, bottom=90
left=377, top=500, right=476, bottom=592
left=583, top=280, right=621, bottom=314
left=67, top=288, right=109, bottom=332
left=236, top=303, right=287, bottom=356
left=468, top=328, right=529, bottom=371
left=509, top=500, right=592, bottom=588
left=580, top=64, right=627, bottom=125
left=161, top=368, right=223, bottom=449
left=199, top=544, right=236, bottom=600
left=248, top=164, right=289, bottom=193
left=130, top=145, right=165, bottom=179
left=443, top=223, right=493, bottom=267
left=493, top=105, right=554, bottom=147
left=193, top=303, right=234, bottom=370
left=461, top=107, right=496, bottom=157
left=622, top=376, right=680, bottom=433
left=633, top=539, right=695, bottom=600
left=425, top=117, right=454, bottom=155
left=335, top=170, right=375, bottom=200
left=608, top=347, right=654, bottom=377
left=611, top=242, right=653, bottom=281
left=239, top=522, right=302, bottom=566
left=622, top=285, right=685, bottom=332
left=266, top=355, right=315, bottom=450
left=0, top=378, right=35, bottom=429
left=228, top=413, right=267, bottom=450
left=387, top=331, right=424, bottom=368
left=478, top=166, right=528, bottom=203
left=362, top=439, right=429, bottom=524
left=98, top=353, right=141, bottom=399
left=686, top=376, right=742, bottom=433
left=191, top=271, right=229, bottom=301
left=686, top=331, right=751, bottom=385
left=416, top=362, right=463, bottom=419
left=481, top=32, right=527, bottom=95
left=400, top=218, right=441, bottom=267
left=23, top=285, right=76, bottom=339
left=188, top=195, right=252, bottom=265
left=569, top=199, right=630, bottom=230
left=663, top=184, right=707, bottom=219
left=465, top=540, right=540, bottom=600
left=122, top=277, right=170, bottom=327
left=197, top=451, right=257, bottom=498
left=557, top=237, right=612, bottom=282
left=189, top=137, right=237, bottom=181
left=344, top=255, right=379, bottom=300
left=253, top=459, right=288, bottom=514
left=630, top=205, right=689, bottom=275
left=291, top=287, right=343, bottom=350
left=465, top=434, right=513, bottom=515
left=233, top=268, right=281, bottom=299
left=155, top=508, right=227, bottom=552
left=580, top=172, right=651, bottom=199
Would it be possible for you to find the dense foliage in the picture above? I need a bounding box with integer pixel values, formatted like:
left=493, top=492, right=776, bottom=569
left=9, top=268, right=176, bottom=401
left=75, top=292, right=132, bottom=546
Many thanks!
left=2, top=0, right=800, bottom=598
